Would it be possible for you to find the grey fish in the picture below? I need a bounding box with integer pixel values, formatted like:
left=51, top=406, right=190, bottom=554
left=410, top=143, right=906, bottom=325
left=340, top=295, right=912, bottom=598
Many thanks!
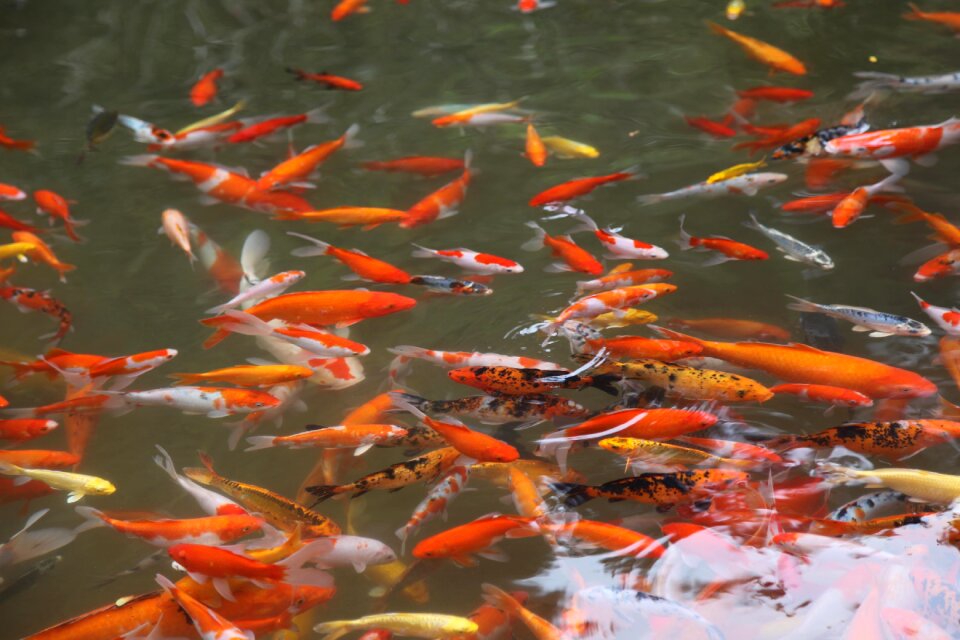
left=852, top=70, right=960, bottom=97
left=409, top=275, right=491, bottom=296
left=744, top=214, right=834, bottom=270
left=786, top=295, right=931, bottom=338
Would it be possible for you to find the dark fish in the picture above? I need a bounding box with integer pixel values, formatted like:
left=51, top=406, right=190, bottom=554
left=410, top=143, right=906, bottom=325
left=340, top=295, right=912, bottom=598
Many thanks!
left=798, top=311, right=845, bottom=352
left=77, top=107, right=119, bottom=164
left=389, top=391, right=590, bottom=424
left=409, top=275, right=491, bottom=296
left=0, top=555, right=61, bottom=602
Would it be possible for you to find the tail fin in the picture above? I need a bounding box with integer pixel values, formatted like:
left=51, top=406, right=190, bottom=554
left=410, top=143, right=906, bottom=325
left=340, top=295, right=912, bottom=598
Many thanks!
left=0, top=360, right=40, bottom=380
left=240, top=230, right=271, bottom=285
left=341, top=124, right=361, bottom=150
left=305, top=485, right=338, bottom=504
left=481, top=583, right=522, bottom=616
left=903, top=3, right=924, bottom=19
left=202, top=328, right=231, bottom=350
left=649, top=324, right=705, bottom=347
left=312, top=622, right=351, bottom=640
left=784, top=295, right=823, bottom=314
left=705, top=20, right=728, bottom=37
left=73, top=505, right=107, bottom=533
left=410, top=244, right=437, bottom=259
left=521, top=221, right=547, bottom=252
left=118, top=154, right=160, bottom=168
left=548, top=482, right=594, bottom=507
left=286, top=67, right=307, bottom=81
left=678, top=214, right=694, bottom=250
left=305, top=106, right=330, bottom=125
left=169, top=373, right=201, bottom=385
left=637, top=194, right=664, bottom=206
left=288, top=231, right=332, bottom=258
left=387, top=391, right=428, bottom=411
left=569, top=211, right=599, bottom=234
left=244, top=436, right=276, bottom=452
left=590, top=373, right=621, bottom=396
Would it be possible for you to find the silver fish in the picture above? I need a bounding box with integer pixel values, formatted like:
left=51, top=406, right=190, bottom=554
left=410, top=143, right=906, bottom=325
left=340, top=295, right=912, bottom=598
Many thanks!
left=408, top=275, right=491, bottom=296
left=852, top=71, right=960, bottom=97
left=638, top=172, right=787, bottom=205
left=786, top=295, right=931, bottom=338
left=744, top=214, right=834, bottom=270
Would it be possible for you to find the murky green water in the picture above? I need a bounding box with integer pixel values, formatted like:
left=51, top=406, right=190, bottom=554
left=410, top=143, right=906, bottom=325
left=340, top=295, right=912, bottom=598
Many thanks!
left=4, top=1, right=960, bottom=638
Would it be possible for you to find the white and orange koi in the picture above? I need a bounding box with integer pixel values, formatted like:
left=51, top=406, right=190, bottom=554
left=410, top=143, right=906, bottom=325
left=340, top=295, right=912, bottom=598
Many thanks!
left=912, top=292, right=960, bottom=336
left=206, top=271, right=306, bottom=314
left=159, top=208, right=196, bottom=264
left=411, top=245, right=524, bottom=274
left=396, top=465, right=471, bottom=547
left=212, top=311, right=370, bottom=358
left=387, top=345, right=562, bottom=384
left=570, top=211, right=668, bottom=260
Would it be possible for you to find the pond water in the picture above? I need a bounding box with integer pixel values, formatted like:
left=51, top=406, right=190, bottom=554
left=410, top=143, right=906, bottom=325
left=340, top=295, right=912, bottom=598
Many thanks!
left=4, top=1, right=960, bottom=639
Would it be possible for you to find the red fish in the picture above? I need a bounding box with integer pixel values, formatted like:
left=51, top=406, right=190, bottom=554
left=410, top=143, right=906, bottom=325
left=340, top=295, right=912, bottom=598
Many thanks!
left=529, top=170, right=637, bottom=206
left=0, top=125, right=35, bottom=151
left=190, top=68, right=224, bottom=107
left=287, top=67, right=363, bottom=91
left=33, top=190, right=84, bottom=242
left=736, top=86, right=814, bottom=103
left=522, top=221, right=603, bottom=275
left=362, top=156, right=465, bottom=176
left=227, top=108, right=328, bottom=144
left=0, top=286, right=72, bottom=343
left=401, top=164, right=472, bottom=228
left=686, top=116, right=737, bottom=138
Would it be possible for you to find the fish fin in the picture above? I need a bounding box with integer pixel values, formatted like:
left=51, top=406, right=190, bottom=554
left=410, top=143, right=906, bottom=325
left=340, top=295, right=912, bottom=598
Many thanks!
left=244, top=436, right=275, bottom=451
left=914, top=153, right=938, bottom=168
left=782, top=254, right=801, bottom=262
left=353, top=443, right=374, bottom=456
left=879, top=158, right=911, bottom=177
left=851, top=325, right=872, bottom=332
left=521, top=221, right=546, bottom=251
left=66, top=491, right=84, bottom=504
left=452, top=554, right=477, bottom=568
left=544, top=262, right=574, bottom=273
left=785, top=295, right=822, bottom=313
left=700, top=253, right=732, bottom=267
left=868, top=331, right=894, bottom=338
left=477, top=547, right=509, bottom=562
left=206, top=410, right=231, bottom=419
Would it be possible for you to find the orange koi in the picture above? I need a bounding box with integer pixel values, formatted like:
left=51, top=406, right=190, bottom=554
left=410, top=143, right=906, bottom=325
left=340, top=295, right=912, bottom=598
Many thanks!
left=412, top=514, right=537, bottom=565
left=12, top=231, right=75, bottom=282
left=362, top=156, right=465, bottom=176
left=707, top=21, right=807, bottom=75
left=33, top=190, right=84, bottom=242
left=288, top=232, right=412, bottom=283
left=170, top=364, right=314, bottom=387
left=401, top=165, right=472, bottom=228
left=523, top=221, right=603, bottom=275
left=528, top=170, right=636, bottom=206
left=0, top=125, right=35, bottom=151
left=256, top=125, right=358, bottom=191
left=524, top=123, right=547, bottom=167
left=904, top=3, right=960, bottom=32
left=287, top=67, right=363, bottom=91
left=190, top=68, right=223, bottom=107
left=274, top=206, right=408, bottom=228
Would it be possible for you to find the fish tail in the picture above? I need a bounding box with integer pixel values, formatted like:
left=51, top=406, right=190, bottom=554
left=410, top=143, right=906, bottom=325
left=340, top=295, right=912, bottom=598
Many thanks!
left=677, top=214, right=694, bottom=249
left=649, top=324, right=704, bottom=347
left=591, top=374, right=621, bottom=396
left=244, top=436, right=276, bottom=451
left=636, top=194, right=663, bottom=206
left=387, top=391, right=429, bottom=411
left=285, top=67, right=307, bottom=80
left=0, top=360, right=38, bottom=380
left=288, top=231, right=332, bottom=257
left=341, top=123, right=362, bottom=149
left=548, top=481, right=594, bottom=507
left=784, top=294, right=822, bottom=313
left=118, top=154, right=160, bottom=168
left=904, top=3, right=923, bottom=18
left=481, top=583, right=522, bottom=615
left=305, top=105, right=330, bottom=125
left=410, top=243, right=437, bottom=259
left=168, top=373, right=200, bottom=385
left=305, top=484, right=338, bottom=503
left=240, top=229, right=271, bottom=284
left=521, top=221, right=547, bottom=251
left=815, top=462, right=872, bottom=486
left=705, top=20, right=729, bottom=37
left=73, top=505, right=108, bottom=532
left=202, top=328, right=231, bottom=349
left=312, top=622, right=351, bottom=640
left=568, top=211, right=599, bottom=233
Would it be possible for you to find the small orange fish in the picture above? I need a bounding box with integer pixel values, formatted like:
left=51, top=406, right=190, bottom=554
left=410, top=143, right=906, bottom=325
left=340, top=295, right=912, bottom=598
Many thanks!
left=12, top=231, right=76, bottom=282
left=528, top=170, right=636, bottom=206
left=362, top=156, right=465, bottom=176
left=287, top=67, right=363, bottom=91
left=523, top=221, right=603, bottom=275
left=412, top=514, right=537, bottom=566
left=904, top=3, right=960, bottom=32
left=524, top=123, right=547, bottom=167
left=34, top=190, right=83, bottom=242
left=707, top=21, right=807, bottom=75
left=332, top=0, right=370, bottom=21
left=190, top=68, right=224, bottom=107
left=257, top=125, right=358, bottom=191
left=395, top=400, right=519, bottom=463
left=288, top=232, right=412, bottom=283
left=0, top=125, right=35, bottom=152
left=170, top=364, right=315, bottom=387
left=401, top=165, right=472, bottom=228
left=275, top=207, right=409, bottom=228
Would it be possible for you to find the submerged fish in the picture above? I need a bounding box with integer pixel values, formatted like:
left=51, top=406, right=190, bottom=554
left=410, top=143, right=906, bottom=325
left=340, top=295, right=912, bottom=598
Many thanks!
left=786, top=295, right=931, bottom=338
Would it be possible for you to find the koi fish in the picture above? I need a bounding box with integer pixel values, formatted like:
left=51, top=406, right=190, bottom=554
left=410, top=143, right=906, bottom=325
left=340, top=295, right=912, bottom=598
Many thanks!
left=401, top=163, right=472, bottom=228
left=522, top=221, right=603, bottom=274
left=396, top=466, right=471, bottom=545
left=596, top=359, right=773, bottom=403
left=598, top=437, right=758, bottom=471
left=481, top=584, right=562, bottom=640
left=903, top=3, right=960, bottom=33
left=852, top=70, right=960, bottom=95
left=0, top=183, right=26, bottom=200
left=409, top=275, right=491, bottom=296
left=0, top=419, right=58, bottom=442
left=0, top=125, right=35, bottom=151
left=769, top=383, right=873, bottom=409
left=575, top=265, right=672, bottom=292
left=707, top=21, right=807, bottom=74
left=185, top=452, right=341, bottom=536
left=207, top=313, right=369, bottom=360
left=200, top=290, right=416, bottom=347
left=547, top=407, right=718, bottom=443
left=914, top=247, right=960, bottom=282
left=171, top=364, right=314, bottom=388
left=911, top=292, right=960, bottom=335
left=769, top=420, right=960, bottom=459
left=115, top=110, right=174, bottom=145
left=393, top=400, right=519, bottom=463
left=726, top=0, right=746, bottom=20
left=246, top=424, right=408, bottom=454
left=448, top=365, right=619, bottom=396
left=314, top=614, right=477, bottom=640
left=147, top=120, right=246, bottom=152
left=332, top=0, right=370, bottom=21
left=432, top=101, right=526, bottom=128
left=523, top=124, right=547, bottom=168
left=0, top=241, right=36, bottom=262
left=227, top=107, right=328, bottom=144
left=257, top=124, right=359, bottom=191
left=529, top=170, right=637, bottom=207
left=361, top=156, right=465, bottom=176
left=98, top=386, right=280, bottom=418
left=830, top=174, right=903, bottom=229
left=190, top=68, right=224, bottom=107
left=275, top=206, right=409, bottom=227
left=0, top=464, right=114, bottom=503
left=652, top=326, right=937, bottom=398
left=818, top=462, right=960, bottom=504
left=552, top=284, right=676, bottom=326
left=678, top=215, right=768, bottom=265
left=290, top=232, right=411, bottom=283
left=13, top=231, right=76, bottom=282
left=159, top=208, right=195, bottom=264
left=391, top=392, right=589, bottom=425
left=155, top=574, right=252, bottom=640
left=743, top=213, right=834, bottom=269
left=706, top=158, right=768, bottom=183
left=685, top=116, right=737, bottom=138
left=0, top=450, right=79, bottom=468
left=638, top=173, right=787, bottom=204
left=553, top=469, right=749, bottom=507
left=0, top=286, right=72, bottom=343
left=286, top=67, right=363, bottom=91
left=33, top=190, right=84, bottom=242
left=411, top=245, right=523, bottom=274
left=306, top=447, right=462, bottom=503
left=586, top=335, right=703, bottom=361
left=206, top=270, right=305, bottom=314
left=824, top=117, right=960, bottom=167
left=387, top=346, right=562, bottom=382
left=785, top=295, right=930, bottom=338
left=123, top=155, right=313, bottom=215
left=892, top=203, right=960, bottom=245
left=736, top=86, right=813, bottom=102
left=412, top=514, right=537, bottom=565
left=52, top=348, right=178, bottom=390
left=76, top=507, right=262, bottom=546
left=541, top=135, right=599, bottom=158
left=0, top=210, right=41, bottom=233
left=570, top=212, right=668, bottom=260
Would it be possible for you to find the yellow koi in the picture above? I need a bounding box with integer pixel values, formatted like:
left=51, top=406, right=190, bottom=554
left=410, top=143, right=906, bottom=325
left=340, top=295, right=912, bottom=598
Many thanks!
left=706, top=158, right=767, bottom=184
left=0, top=461, right=115, bottom=502
left=176, top=99, right=247, bottom=135
left=541, top=135, right=600, bottom=159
